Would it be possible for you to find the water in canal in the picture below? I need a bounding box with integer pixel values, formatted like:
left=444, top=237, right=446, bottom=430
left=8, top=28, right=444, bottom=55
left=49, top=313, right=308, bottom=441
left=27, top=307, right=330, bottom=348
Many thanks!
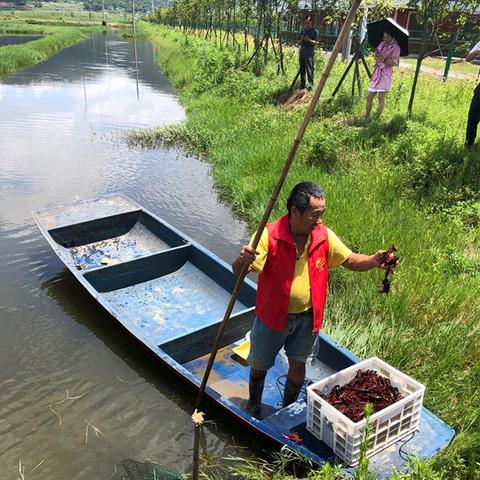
left=0, top=35, right=42, bottom=46
left=0, top=31, right=255, bottom=478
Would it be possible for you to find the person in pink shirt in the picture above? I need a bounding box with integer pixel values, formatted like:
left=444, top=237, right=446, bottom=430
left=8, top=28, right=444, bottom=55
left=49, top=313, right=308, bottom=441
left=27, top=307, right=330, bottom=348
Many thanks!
left=365, top=30, right=401, bottom=119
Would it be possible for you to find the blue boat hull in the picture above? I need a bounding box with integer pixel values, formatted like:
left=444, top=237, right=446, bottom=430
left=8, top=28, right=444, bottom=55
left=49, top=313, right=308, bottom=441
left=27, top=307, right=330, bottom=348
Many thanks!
left=33, top=194, right=454, bottom=478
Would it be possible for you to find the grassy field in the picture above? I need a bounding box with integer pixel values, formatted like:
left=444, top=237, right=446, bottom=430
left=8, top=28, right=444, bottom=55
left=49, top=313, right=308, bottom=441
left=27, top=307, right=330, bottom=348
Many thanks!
left=132, top=23, right=480, bottom=479
left=0, top=14, right=105, bottom=76
left=0, top=5, right=130, bottom=25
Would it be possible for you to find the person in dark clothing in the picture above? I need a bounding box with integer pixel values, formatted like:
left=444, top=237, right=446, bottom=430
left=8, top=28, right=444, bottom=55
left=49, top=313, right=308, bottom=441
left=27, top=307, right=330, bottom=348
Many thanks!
left=465, top=40, right=480, bottom=148
left=298, top=16, right=318, bottom=90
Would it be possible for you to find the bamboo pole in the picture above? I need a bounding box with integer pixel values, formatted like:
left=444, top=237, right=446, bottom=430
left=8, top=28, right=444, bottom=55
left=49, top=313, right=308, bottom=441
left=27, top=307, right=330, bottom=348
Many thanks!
left=191, top=409, right=205, bottom=480
left=194, top=0, right=363, bottom=410
left=192, top=424, right=201, bottom=479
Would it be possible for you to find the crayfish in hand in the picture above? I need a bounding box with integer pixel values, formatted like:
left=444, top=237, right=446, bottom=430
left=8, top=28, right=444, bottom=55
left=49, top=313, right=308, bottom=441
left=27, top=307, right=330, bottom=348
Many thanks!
left=379, top=245, right=398, bottom=294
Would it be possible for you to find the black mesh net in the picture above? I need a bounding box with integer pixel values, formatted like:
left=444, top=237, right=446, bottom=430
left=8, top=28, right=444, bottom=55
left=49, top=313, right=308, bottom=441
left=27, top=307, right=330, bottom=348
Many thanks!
left=112, top=459, right=184, bottom=480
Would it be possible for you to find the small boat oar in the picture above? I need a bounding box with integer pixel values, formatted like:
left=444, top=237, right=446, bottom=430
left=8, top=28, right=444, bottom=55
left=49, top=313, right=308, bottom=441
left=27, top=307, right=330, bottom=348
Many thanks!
left=194, top=0, right=364, bottom=412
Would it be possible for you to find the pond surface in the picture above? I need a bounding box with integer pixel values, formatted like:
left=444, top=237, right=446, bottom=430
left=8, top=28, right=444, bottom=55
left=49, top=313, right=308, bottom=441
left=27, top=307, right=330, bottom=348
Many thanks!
left=0, top=34, right=42, bottom=46
left=0, top=31, right=256, bottom=478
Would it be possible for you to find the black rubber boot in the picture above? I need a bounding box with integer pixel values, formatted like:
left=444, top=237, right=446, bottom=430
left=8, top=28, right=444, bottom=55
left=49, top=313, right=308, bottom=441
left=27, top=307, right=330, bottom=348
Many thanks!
left=246, top=371, right=266, bottom=419
left=282, top=378, right=303, bottom=408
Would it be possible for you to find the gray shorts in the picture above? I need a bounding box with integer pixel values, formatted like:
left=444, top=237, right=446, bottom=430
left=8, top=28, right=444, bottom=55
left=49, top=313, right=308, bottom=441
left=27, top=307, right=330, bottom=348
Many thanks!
left=247, top=310, right=317, bottom=371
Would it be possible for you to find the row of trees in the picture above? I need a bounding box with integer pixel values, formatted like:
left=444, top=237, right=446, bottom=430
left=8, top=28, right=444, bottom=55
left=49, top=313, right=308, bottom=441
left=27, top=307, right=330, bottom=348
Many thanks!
left=149, top=0, right=304, bottom=75
left=150, top=0, right=479, bottom=113
left=3, top=0, right=166, bottom=14
left=81, top=0, right=166, bottom=13
left=147, top=0, right=390, bottom=75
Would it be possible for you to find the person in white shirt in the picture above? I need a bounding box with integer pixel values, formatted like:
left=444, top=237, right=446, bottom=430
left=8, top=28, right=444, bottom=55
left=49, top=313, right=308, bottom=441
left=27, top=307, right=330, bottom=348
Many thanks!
left=465, top=40, right=480, bottom=148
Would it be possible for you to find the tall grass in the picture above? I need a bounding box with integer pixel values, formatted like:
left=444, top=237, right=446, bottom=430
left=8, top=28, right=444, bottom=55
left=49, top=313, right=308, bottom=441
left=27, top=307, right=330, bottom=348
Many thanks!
left=0, top=23, right=102, bottom=76
left=135, top=22, right=479, bottom=479
left=0, top=21, right=51, bottom=35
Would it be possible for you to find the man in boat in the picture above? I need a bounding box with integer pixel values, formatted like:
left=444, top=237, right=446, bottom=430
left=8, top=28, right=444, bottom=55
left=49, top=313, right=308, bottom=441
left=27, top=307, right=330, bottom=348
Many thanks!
left=232, top=182, right=392, bottom=418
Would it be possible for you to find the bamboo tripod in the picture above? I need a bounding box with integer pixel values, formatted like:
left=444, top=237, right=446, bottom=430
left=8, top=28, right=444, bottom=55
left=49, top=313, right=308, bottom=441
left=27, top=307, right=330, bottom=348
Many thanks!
left=243, top=32, right=282, bottom=74
left=329, top=35, right=372, bottom=100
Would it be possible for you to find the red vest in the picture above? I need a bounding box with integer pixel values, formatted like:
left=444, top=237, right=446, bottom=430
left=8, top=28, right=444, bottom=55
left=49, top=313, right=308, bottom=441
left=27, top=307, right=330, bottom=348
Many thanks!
left=255, top=215, right=329, bottom=333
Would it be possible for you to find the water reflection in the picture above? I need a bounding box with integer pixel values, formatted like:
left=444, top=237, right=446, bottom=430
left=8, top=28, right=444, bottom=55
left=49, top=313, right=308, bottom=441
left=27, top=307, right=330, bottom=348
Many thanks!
left=0, top=31, right=252, bottom=478
left=133, top=36, right=140, bottom=100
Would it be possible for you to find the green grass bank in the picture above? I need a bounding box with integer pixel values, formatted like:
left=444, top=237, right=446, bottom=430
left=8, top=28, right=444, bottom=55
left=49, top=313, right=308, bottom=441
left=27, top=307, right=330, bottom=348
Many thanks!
left=0, top=20, right=103, bottom=76
left=1, top=6, right=130, bottom=26
left=134, top=22, right=479, bottom=479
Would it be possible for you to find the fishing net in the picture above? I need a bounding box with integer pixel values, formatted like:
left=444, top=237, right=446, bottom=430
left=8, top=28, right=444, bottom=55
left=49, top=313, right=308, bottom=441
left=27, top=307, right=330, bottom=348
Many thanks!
left=112, top=459, right=184, bottom=480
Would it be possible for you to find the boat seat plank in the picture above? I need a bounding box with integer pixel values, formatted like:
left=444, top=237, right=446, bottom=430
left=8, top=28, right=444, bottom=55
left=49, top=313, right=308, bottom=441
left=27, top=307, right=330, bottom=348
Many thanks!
left=161, top=310, right=253, bottom=364
left=84, top=245, right=190, bottom=292
left=49, top=210, right=141, bottom=248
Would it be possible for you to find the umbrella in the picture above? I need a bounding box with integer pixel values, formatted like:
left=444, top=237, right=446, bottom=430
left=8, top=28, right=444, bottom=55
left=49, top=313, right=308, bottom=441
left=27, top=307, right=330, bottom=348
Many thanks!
left=367, top=17, right=409, bottom=57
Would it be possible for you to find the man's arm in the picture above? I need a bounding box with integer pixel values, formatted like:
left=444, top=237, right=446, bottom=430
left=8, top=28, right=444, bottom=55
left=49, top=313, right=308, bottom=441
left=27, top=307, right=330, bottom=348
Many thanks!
left=341, top=251, right=389, bottom=272
left=304, top=37, right=318, bottom=47
left=304, top=30, right=318, bottom=47
left=466, top=47, right=480, bottom=63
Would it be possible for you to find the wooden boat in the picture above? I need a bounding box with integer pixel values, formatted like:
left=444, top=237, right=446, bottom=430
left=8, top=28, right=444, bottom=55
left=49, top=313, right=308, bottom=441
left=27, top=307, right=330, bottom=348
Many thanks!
left=33, top=194, right=454, bottom=478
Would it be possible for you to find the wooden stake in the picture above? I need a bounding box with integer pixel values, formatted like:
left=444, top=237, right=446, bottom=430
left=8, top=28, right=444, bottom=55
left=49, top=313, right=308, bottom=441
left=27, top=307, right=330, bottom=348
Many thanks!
left=194, top=0, right=363, bottom=410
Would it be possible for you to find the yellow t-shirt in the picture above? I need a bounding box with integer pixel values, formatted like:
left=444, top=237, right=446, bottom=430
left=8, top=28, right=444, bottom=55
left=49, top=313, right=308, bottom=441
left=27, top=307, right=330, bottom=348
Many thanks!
left=250, top=227, right=351, bottom=314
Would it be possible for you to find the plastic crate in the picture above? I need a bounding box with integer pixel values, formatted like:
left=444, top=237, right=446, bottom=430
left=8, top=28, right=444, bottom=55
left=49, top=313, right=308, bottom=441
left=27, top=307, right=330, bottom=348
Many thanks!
left=306, top=357, right=425, bottom=466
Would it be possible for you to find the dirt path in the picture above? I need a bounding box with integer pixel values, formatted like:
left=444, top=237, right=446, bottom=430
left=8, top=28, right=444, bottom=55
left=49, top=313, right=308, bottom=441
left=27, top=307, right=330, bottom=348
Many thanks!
left=399, top=60, right=479, bottom=82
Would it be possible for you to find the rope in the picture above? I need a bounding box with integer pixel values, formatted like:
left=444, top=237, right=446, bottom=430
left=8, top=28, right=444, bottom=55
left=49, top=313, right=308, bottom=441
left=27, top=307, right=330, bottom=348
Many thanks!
left=397, top=431, right=417, bottom=462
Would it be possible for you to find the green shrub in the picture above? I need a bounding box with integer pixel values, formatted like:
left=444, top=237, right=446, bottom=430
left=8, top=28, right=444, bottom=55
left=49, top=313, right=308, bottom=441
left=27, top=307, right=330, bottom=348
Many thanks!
left=304, top=120, right=353, bottom=172
left=192, top=46, right=234, bottom=93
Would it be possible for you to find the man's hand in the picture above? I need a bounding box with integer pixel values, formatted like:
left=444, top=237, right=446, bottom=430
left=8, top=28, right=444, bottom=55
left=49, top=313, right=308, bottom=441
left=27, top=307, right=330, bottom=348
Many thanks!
left=372, top=248, right=398, bottom=273
left=466, top=48, right=480, bottom=63
left=232, top=245, right=258, bottom=276
left=239, top=245, right=258, bottom=265
left=372, top=250, right=393, bottom=270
